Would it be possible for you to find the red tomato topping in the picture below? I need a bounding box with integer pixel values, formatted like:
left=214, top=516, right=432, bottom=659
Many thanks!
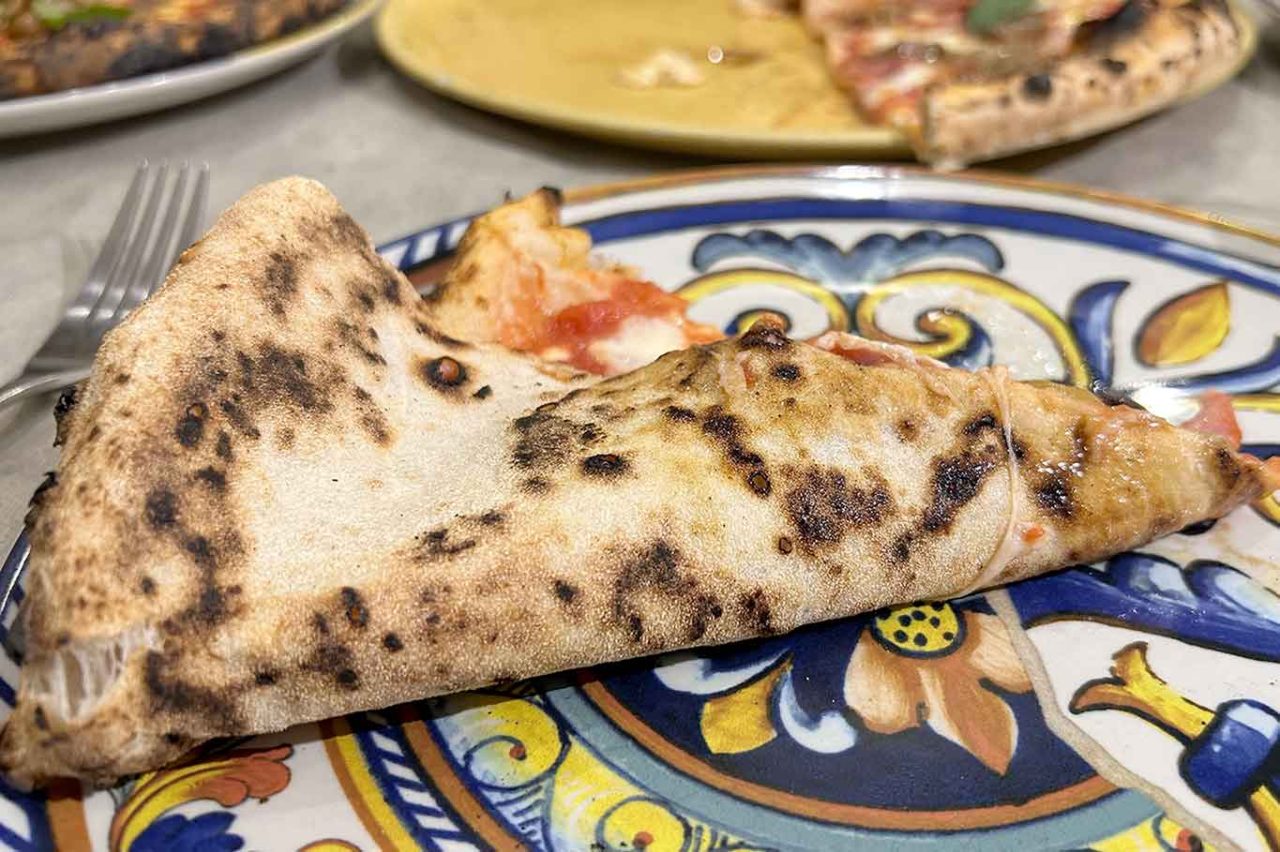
left=534, top=278, right=720, bottom=375
left=1182, top=390, right=1243, bottom=449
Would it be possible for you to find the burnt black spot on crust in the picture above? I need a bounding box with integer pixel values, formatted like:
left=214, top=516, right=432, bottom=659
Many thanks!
left=964, top=412, right=998, bottom=437
left=414, top=321, right=470, bottom=349
left=738, top=324, right=791, bottom=350
left=342, top=587, right=369, bottom=629
left=219, top=398, right=260, bottom=439
left=302, top=634, right=359, bottom=690
left=664, top=405, right=696, bottom=422
left=1101, top=57, right=1128, bottom=74
left=554, top=580, right=579, bottom=602
left=892, top=532, right=914, bottom=563
left=145, top=489, right=178, bottom=528
left=776, top=536, right=794, bottom=555
left=233, top=344, right=336, bottom=421
left=1035, top=475, right=1074, bottom=518
left=53, top=385, right=79, bottom=445
left=611, top=541, right=716, bottom=644
left=473, top=385, right=493, bottom=400
left=582, top=454, right=629, bottom=477
left=785, top=469, right=892, bottom=547
left=479, top=510, right=505, bottom=526
left=144, top=651, right=236, bottom=726
left=140, top=576, right=156, bottom=596
left=522, top=477, right=551, bottom=494
left=688, top=593, right=724, bottom=641
left=382, top=632, right=404, bottom=652
left=176, top=402, right=207, bottom=447
left=261, top=251, right=298, bottom=316
left=739, top=588, right=775, bottom=634
left=421, top=528, right=477, bottom=558
left=1023, top=74, right=1053, bottom=100
left=771, top=363, right=801, bottom=381
left=33, top=707, right=47, bottom=731
left=216, top=432, right=233, bottom=460
left=512, top=409, right=579, bottom=472
left=922, top=452, right=999, bottom=533
left=421, top=357, right=468, bottom=391
left=1215, top=448, right=1242, bottom=487
left=194, top=467, right=226, bottom=490
left=382, top=274, right=402, bottom=304
left=701, top=407, right=770, bottom=490
left=254, top=670, right=278, bottom=687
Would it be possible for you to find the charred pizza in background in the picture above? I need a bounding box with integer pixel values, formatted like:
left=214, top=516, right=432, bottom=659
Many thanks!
left=0, top=0, right=351, bottom=99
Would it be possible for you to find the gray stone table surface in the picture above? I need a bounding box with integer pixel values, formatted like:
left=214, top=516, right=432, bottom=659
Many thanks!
left=0, top=15, right=1278, bottom=552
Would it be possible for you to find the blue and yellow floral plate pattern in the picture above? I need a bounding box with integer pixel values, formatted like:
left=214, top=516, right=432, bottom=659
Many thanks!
left=2, top=165, right=1278, bottom=851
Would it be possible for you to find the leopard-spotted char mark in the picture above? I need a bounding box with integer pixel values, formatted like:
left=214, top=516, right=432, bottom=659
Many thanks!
left=420, top=528, right=477, bottom=559
left=260, top=251, right=298, bottom=317
left=785, top=468, right=893, bottom=548
left=175, top=402, right=207, bottom=448
left=771, top=363, right=801, bottom=381
left=700, top=408, right=772, bottom=496
left=420, top=356, right=469, bottom=393
left=737, top=324, right=791, bottom=351
left=145, top=489, right=178, bottom=528
left=553, top=580, right=580, bottom=603
left=145, top=651, right=237, bottom=728
left=922, top=450, right=1000, bottom=533
left=582, top=453, right=629, bottom=477
left=341, top=587, right=369, bottom=629
left=739, top=588, right=775, bottom=634
left=1035, top=474, right=1075, bottom=519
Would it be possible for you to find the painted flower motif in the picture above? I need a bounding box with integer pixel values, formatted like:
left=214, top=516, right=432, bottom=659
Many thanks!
left=109, top=744, right=292, bottom=852
left=843, top=602, right=1032, bottom=774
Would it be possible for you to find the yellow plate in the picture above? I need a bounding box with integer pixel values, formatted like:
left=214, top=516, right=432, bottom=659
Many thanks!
left=375, top=0, right=1256, bottom=161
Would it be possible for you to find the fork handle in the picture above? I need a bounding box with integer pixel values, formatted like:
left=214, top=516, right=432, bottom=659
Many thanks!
left=0, top=367, right=91, bottom=411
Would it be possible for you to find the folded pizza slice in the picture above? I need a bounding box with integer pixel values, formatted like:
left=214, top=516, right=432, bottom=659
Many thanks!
left=0, top=178, right=1269, bottom=788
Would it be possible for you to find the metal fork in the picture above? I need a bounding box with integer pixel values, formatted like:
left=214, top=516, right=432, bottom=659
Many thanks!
left=0, top=161, right=210, bottom=410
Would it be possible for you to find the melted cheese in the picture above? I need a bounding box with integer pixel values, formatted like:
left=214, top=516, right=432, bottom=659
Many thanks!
left=585, top=315, right=695, bottom=375
left=961, top=366, right=1029, bottom=595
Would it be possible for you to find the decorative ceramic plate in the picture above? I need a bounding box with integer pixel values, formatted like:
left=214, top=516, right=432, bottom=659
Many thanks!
left=374, top=0, right=1256, bottom=160
left=0, top=0, right=381, bottom=139
left=3, top=165, right=1280, bottom=851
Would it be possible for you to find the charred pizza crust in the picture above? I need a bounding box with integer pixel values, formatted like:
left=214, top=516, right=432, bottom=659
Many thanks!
left=918, top=0, right=1245, bottom=165
left=0, top=0, right=351, bottom=100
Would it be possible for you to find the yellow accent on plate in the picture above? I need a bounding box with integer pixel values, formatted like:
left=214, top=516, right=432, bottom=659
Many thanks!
left=856, top=268, right=1092, bottom=386
left=1137, top=281, right=1231, bottom=367
left=324, top=723, right=421, bottom=852
left=678, top=268, right=852, bottom=331
left=700, top=661, right=788, bottom=754
left=375, top=0, right=1255, bottom=160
